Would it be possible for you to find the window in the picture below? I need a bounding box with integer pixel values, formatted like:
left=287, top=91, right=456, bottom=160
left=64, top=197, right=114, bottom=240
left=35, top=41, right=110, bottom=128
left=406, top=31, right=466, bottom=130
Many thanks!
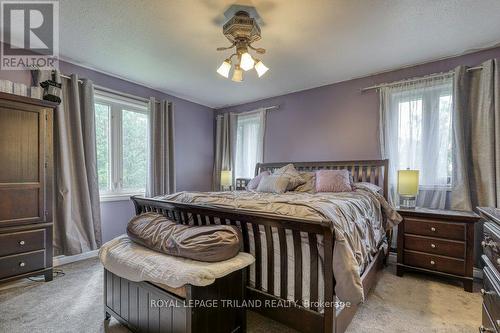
left=94, top=91, right=148, bottom=199
left=234, top=110, right=266, bottom=179
left=381, top=76, right=453, bottom=208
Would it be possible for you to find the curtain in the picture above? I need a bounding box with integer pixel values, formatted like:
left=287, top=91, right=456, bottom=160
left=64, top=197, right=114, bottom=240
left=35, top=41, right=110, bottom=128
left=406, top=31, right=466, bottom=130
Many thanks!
left=451, top=59, right=500, bottom=210
left=234, top=108, right=266, bottom=179
left=212, top=113, right=236, bottom=190
left=53, top=73, right=102, bottom=255
left=380, top=74, right=454, bottom=209
left=146, top=98, right=175, bottom=197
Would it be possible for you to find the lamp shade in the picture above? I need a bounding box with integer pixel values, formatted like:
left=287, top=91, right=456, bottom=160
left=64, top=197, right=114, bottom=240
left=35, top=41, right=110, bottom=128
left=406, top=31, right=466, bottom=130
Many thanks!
left=397, top=170, right=419, bottom=196
left=220, top=170, right=232, bottom=187
left=232, top=65, right=243, bottom=82
left=254, top=60, right=269, bottom=77
left=217, top=60, right=231, bottom=78
left=240, top=52, right=255, bottom=71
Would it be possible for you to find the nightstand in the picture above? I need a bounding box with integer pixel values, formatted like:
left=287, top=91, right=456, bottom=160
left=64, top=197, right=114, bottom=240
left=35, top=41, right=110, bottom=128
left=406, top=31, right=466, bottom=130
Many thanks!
left=396, top=207, right=481, bottom=292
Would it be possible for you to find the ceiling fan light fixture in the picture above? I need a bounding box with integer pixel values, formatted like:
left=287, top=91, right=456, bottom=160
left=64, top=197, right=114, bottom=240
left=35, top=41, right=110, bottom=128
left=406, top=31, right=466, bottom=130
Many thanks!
left=217, top=59, right=232, bottom=78
left=232, top=65, right=243, bottom=82
left=239, top=52, right=255, bottom=71
left=216, top=9, right=268, bottom=82
left=254, top=60, right=269, bottom=77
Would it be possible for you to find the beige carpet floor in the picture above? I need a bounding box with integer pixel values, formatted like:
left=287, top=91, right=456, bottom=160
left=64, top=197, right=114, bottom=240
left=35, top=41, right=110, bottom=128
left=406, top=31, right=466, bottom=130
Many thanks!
left=0, top=257, right=481, bottom=333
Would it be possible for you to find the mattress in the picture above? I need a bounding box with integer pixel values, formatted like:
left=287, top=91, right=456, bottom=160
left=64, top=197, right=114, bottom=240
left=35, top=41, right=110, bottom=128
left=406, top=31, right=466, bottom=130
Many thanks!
left=156, top=184, right=402, bottom=305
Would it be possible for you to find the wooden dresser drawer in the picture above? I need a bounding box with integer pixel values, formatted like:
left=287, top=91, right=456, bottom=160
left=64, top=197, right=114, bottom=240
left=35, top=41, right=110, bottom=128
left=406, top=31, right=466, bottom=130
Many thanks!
left=404, top=218, right=465, bottom=241
left=483, top=264, right=500, bottom=331
left=483, top=303, right=499, bottom=333
left=0, top=250, right=46, bottom=279
left=0, top=229, right=46, bottom=257
left=484, top=222, right=500, bottom=272
left=404, top=234, right=465, bottom=258
left=404, top=250, right=465, bottom=276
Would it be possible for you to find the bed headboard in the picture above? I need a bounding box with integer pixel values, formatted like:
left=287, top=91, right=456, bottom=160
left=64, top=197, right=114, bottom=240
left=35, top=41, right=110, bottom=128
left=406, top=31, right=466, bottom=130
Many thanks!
left=255, top=159, right=389, bottom=199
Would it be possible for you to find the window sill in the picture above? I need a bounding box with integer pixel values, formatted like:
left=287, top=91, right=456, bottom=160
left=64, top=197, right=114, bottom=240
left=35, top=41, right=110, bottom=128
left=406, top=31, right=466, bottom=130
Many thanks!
left=100, top=192, right=145, bottom=202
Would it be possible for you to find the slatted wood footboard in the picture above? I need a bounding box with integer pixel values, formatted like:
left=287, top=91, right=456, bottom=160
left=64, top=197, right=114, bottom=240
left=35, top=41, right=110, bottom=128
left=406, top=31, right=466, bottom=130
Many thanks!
left=127, top=160, right=389, bottom=333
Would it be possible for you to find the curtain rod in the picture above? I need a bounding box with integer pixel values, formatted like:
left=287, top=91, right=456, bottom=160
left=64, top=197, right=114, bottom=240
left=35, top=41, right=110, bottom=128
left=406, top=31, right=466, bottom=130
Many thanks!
left=361, top=65, right=484, bottom=92
left=59, top=73, right=150, bottom=103
left=216, top=105, right=280, bottom=118
left=361, top=71, right=453, bottom=92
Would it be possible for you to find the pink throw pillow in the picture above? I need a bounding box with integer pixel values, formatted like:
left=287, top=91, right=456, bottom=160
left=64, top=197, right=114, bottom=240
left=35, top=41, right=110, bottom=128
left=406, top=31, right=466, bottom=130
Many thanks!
left=247, top=171, right=271, bottom=190
left=315, top=169, right=353, bottom=193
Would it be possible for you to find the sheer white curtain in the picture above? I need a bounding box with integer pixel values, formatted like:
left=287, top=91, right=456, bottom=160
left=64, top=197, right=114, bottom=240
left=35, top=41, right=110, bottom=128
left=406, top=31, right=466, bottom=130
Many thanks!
left=380, top=74, right=453, bottom=209
left=234, top=109, right=266, bottom=180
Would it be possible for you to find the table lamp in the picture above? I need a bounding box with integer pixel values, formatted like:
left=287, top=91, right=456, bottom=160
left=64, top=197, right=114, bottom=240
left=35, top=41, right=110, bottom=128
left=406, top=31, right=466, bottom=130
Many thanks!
left=397, top=169, right=419, bottom=209
left=220, top=170, right=232, bottom=191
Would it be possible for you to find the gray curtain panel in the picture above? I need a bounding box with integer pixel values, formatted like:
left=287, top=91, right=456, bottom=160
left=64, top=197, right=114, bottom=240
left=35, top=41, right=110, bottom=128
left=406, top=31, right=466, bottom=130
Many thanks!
left=54, top=73, right=102, bottom=255
left=451, top=60, right=499, bottom=266
left=212, top=113, right=236, bottom=190
left=451, top=59, right=500, bottom=210
left=146, top=98, right=175, bottom=197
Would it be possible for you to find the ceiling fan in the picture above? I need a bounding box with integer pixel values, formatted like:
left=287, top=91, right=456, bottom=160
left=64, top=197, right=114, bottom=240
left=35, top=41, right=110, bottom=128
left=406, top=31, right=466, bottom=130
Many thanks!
left=216, top=10, right=269, bottom=82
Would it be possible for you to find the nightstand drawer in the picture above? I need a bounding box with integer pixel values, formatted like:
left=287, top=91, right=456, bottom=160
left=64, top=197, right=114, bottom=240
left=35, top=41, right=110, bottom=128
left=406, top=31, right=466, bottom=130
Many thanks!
left=0, top=250, right=46, bottom=279
left=404, top=250, right=465, bottom=276
left=404, top=218, right=465, bottom=241
left=0, top=229, right=46, bottom=257
left=404, top=234, right=465, bottom=258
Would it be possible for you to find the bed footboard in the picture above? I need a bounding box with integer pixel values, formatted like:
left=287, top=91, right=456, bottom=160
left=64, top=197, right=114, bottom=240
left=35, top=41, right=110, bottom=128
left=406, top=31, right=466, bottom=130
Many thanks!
left=131, top=196, right=336, bottom=333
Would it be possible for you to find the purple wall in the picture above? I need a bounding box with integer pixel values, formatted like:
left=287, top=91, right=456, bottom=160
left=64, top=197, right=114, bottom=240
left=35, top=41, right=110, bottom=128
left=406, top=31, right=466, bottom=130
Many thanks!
left=218, top=47, right=500, bottom=163
left=0, top=60, right=214, bottom=243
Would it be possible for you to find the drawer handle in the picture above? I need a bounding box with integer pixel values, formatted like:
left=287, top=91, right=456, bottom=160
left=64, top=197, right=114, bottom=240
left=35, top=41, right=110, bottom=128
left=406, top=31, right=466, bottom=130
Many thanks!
left=430, top=227, right=436, bottom=232
left=19, top=262, right=26, bottom=267
left=430, top=260, right=435, bottom=265
left=479, top=325, right=494, bottom=332
left=482, top=240, right=497, bottom=248
left=19, top=240, right=25, bottom=246
left=431, top=243, right=436, bottom=248
left=480, top=288, right=495, bottom=296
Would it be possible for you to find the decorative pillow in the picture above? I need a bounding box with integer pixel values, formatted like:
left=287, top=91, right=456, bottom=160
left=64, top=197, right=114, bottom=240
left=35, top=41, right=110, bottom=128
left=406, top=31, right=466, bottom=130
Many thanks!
left=354, top=182, right=383, bottom=194
left=294, top=171, right=316, bottom=193
left=247, top=171, right=271, bottom=190
left=315, top=169, right=353, bottom=193
left=272, top=164, right=306, bottom=191
left=127, top=212, right=242, bottom=262
left=256, top=175, right=289, bottom=194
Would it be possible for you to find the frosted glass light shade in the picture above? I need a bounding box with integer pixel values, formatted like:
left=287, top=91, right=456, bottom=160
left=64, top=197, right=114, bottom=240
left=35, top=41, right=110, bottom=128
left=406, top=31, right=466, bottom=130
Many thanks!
left=220, top=170, right=232, bottom=186
left=254, top=60, right=269, bottom=77
left=232, top=65, right=243, bottom=82
left=240, top=52, right=255, bottom=71
left=217, top=60, right=231, bottom=78
left=397, top=170, right=419, bottom=196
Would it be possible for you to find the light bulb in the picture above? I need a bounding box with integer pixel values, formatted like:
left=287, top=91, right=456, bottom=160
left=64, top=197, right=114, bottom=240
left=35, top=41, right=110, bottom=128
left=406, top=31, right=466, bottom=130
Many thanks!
left=217, top=59, right=231, bottom=78
left=232, top=65, right=243, bottom=82
left=254, top=60, right=269, bottom=77
left=239, top=52, right=255, bottom=71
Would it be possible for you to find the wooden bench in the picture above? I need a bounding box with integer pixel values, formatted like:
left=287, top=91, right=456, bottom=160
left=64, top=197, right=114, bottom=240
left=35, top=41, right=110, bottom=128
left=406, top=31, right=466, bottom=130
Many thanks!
left=104, top=268, right=248, bottom=333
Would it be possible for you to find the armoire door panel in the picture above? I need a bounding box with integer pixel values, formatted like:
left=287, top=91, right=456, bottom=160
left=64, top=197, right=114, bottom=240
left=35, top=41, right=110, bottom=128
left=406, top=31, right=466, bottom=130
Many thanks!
left=0, top=107, right=40, bottom=183
left=0, top=187, right=41, bottom=224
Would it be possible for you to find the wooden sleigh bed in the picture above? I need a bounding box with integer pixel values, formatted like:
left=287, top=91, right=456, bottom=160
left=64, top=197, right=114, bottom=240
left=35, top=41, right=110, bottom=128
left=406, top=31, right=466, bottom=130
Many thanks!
left=105, top=160, right=391, bottom=333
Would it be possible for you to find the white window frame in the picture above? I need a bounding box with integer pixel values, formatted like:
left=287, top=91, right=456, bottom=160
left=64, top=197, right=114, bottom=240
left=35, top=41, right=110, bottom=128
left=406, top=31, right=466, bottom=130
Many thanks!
left=94, top=90, right=148, bottom=201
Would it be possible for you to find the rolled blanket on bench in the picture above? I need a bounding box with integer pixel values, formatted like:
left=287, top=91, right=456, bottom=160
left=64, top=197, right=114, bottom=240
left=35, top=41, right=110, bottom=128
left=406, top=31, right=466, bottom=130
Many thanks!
left=127, top=212, right=242, bottom=262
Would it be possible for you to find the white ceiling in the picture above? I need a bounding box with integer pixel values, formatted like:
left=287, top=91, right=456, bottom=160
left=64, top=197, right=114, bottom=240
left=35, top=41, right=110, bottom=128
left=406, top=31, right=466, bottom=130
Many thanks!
left=59, top=0, right=500, bottom=108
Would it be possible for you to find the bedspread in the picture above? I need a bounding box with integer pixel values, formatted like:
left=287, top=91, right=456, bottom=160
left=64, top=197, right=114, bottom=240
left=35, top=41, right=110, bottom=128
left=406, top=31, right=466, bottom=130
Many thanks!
left=156, top=187, right=401, bottom=304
